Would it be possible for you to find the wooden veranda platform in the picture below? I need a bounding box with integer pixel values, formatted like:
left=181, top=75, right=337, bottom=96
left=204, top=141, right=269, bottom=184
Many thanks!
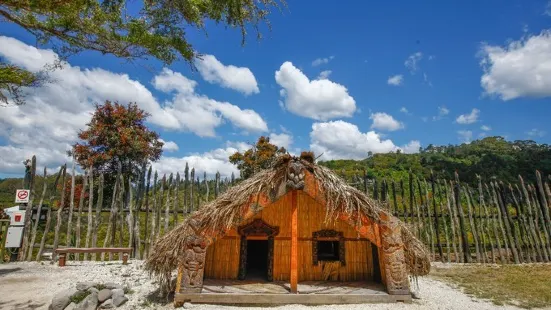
left=175, top=280, right=412, bottom=305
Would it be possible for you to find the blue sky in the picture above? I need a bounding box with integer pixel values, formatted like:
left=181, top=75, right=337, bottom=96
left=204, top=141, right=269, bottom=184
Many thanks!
left=1, top=0, right=551, bottom=178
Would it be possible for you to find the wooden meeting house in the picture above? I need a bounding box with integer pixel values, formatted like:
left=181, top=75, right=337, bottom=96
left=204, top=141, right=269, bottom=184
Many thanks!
left=146, top=153, right=430, bottom=306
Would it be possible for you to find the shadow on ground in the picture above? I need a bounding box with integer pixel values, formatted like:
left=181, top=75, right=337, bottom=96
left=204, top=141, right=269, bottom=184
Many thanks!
left=0, top=267, right=22, bottom=276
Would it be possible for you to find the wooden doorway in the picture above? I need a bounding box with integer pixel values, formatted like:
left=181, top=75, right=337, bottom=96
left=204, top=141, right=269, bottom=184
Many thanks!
left=238, top=219, right=279, bottom=281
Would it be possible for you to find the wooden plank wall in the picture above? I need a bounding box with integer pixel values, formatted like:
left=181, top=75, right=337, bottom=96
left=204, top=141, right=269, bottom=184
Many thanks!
left=204, top=191, right=375, bottom=282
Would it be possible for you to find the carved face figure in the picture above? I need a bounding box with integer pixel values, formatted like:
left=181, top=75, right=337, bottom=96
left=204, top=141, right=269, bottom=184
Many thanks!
left=286, top=160, right=306, bottom=190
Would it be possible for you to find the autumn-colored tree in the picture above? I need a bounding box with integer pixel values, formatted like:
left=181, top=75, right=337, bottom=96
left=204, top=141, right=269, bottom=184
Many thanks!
left=57, top=176, right=88, bottom=210
left=229, top=136, right=287, bottom=179
left=71, top=101, right=163, bottom=176
left=0, top=0, right=284, bottom=105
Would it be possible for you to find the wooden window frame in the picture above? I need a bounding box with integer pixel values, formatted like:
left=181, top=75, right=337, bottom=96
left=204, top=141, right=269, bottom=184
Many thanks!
left=312, top=229, right=345, bottom=266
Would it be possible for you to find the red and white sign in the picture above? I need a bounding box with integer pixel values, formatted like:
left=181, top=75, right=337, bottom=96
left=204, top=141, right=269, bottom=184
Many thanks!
left=15, top=189, right=30, bottom=203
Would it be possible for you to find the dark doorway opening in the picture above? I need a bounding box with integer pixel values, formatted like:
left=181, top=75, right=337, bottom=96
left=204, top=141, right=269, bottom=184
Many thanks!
left=246, top=240, right=268, bottom=280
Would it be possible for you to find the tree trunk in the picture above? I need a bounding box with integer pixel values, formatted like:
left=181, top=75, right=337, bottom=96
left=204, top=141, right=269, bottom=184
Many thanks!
left=27, top=167, right=48, bottom=261
left=91, top=174, right=104, bottom=261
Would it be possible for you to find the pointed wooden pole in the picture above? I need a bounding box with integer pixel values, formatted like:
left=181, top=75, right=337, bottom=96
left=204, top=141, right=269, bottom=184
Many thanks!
left=27, top=167, right=48, bottom=261
left=52, top=165, right=68, bottom=262
left=91, top=173, right=104, bottom=261
left=453, top=174, right=470, bottom=263
left=430, top=172, right=444, bottom=262
left=84, top=167, right=94, bottom=261
left=37, top=165, right=63, bottom=261
left=290, top=190, right=298, bottom=294
left=444, top=180, right=459, bottom=262
left=66, top=159, right=76, bottom=247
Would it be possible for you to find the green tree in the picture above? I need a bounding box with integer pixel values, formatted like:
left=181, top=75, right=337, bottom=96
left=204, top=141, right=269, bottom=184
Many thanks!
left=229, top=136, right=286, bottom=179
left=0, top=0, right=284, bottom=105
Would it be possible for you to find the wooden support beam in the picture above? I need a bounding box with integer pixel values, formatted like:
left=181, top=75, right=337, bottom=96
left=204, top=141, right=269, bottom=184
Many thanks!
left=290, top=190, right=298, bottom=294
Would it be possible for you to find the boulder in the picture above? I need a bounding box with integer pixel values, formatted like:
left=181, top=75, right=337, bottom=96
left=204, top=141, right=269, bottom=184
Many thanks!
left=111, top=289, right=127, bottom=307
left=104, top=282, right=123, bottom=290
left=74, top=292, right=98, bottom=310
left=64, top=303, right=77, bottom=310
left=98, top=299, right=115, bottom=309
left=49, top=288, right=78, bottom=310
left=76, top=282, right=97, bottom=291
left=112, top=295, right=128, bottom=307
left=87, top=287, right=99, bottom=294
left=98, top=289, right=113, bottom=303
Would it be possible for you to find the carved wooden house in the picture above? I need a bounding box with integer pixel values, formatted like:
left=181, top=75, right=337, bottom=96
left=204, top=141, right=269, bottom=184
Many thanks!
left=146, top=154, right=430, bottom=306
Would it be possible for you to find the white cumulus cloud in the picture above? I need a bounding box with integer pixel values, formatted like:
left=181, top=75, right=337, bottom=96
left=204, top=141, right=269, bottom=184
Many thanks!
left=275, top=61, right=356, bottom=120
left=159, top=139, right=179, bottom=152
left=456, top=108, right=480, bottom=124
left=481, top=125, right=492, bottom=131
left=480, top=30, right=551, bottom=100
left=312, top=56, right=334, bottom=67
left=196, top=54, right=259, bottom=95
left=0, top=36, right=267, bottom=175
left=269, top=133, right=293, bottom=150
left=405, top=52, right=423, bottom=74
left=318, top=70, right=332, bottom=80
left=152, top=141, right=250, bottom=179
left=309, top=121, right=418, bottom=160
left=370, top=112, right=404, bottom=131
left=387, top=74, right=404, bottom=86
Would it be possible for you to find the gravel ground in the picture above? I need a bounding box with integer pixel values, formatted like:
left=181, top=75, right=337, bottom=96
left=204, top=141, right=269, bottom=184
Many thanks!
left=0, top=261, right=525, bottom=310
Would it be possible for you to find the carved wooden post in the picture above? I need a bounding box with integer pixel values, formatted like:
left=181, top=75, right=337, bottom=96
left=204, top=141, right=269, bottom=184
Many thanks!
left=177, top=235, right=208, bottom=293
left=379, top=216, right=410, bottom=295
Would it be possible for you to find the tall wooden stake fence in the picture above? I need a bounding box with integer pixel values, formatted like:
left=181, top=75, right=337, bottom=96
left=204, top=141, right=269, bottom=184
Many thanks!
left=8, top=156, right=551, bottom=265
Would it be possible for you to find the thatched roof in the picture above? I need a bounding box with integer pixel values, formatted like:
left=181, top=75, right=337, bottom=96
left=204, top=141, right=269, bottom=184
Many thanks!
left=145, top=155, right=430, bottom=291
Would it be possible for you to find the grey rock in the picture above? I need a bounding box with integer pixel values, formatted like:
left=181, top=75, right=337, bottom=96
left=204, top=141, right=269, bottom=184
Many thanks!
left=98, top=289, right=113, bottom=303
left=64, top=302, right=77, bottom=310
left=411, top=290, right=422, bottom=300
left=104, top=282, right=123, bottom=290
left=75, top=292, right=98, bottom=310
left=87, top=287, right=99, bottom=294
left=98, top=299, right=115, bottom=309
left=112, top=295, right=128, bottom=307
left=111, top=289, right=124, bottom=299
left=183, top=302, right=194, bottom=309
left=49, top=288, right=78, bottom=310
left=76, top=282, right=97, bottom=291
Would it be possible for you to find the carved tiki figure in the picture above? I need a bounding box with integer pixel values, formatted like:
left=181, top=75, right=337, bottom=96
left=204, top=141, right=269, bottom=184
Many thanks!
left=181, top=235, right=208, bottom=291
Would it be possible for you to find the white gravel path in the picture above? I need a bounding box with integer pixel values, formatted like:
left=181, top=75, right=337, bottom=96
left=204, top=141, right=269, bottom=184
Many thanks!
left=0, top=261, right=527, bottom=310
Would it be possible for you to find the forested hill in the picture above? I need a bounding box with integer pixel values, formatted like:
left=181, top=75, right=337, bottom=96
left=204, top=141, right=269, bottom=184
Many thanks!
left=319, top=136, right=551, bottom=184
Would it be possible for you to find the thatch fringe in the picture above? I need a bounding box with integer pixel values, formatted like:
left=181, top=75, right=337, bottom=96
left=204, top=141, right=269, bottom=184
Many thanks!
left=145, top=156, right=430, bottom=293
